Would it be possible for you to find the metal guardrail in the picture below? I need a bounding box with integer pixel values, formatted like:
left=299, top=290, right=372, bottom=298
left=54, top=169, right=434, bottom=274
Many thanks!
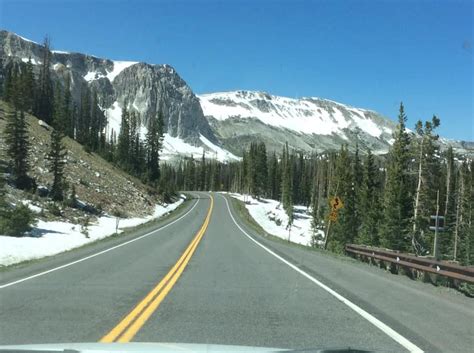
left=345, top=244, right=474, bottom=284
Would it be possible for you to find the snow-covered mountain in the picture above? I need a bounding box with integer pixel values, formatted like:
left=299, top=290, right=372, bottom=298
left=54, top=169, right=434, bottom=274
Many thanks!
left=198, top=91, right=473, bottom=156
left=199, top=91, right=397, bottom=154
left=1, top=30, right=471, bottom=159
left=0, top=30, right=238, bottom=161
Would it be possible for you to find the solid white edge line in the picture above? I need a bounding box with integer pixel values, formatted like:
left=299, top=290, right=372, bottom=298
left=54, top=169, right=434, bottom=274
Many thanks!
left=221, top=194, right=424, bottom=353
left=0, top=196, right=200, bottom=289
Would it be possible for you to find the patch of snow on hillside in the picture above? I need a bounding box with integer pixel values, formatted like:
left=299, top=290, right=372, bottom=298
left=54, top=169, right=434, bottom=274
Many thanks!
left=20, top=200, right=42, bottom=214
left=105, top=101, right=122, bottom=136
left=161, top=134, right=203, bottom=160
left=21, top=57, right=39, bottom=65
left=106, top=61, right=138, bottom=82
left=17, top=34, right=38, bottom=44
left=198, top=92, right=376, bottom=136
left=351, top=114, right=382, bottom=137
left=225, top=193, right=323, bottom=246
left=52, top=50, right=70, bottom=54
left=0, top=196, right=185, bottom=266
left=84, top=70, right=106, bottom=82
left=199, top=134, right=240, bottom=161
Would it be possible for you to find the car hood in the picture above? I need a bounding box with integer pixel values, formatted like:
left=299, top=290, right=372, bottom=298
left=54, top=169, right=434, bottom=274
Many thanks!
left=0, top=343, right=373, bottom=353
left=0, top=342, right=286, bottom=353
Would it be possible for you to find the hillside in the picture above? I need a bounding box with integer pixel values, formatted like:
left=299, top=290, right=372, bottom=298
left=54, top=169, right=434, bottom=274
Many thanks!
left=0, top=100, right=164, bottom=223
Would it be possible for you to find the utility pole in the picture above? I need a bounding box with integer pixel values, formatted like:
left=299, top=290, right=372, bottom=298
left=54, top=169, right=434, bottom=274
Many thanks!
left=323, top=219, right=332, bottom=250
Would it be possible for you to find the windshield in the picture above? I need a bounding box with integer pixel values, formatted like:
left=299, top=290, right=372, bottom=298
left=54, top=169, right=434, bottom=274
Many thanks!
left=0, top=1, right=472, bottom=353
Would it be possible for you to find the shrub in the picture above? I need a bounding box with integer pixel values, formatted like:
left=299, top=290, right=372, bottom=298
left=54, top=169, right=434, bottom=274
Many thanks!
left=47, top=202, right=61, bottom=216
left=0, top=204, right=36, bottom=237
left=79, top=178, right=90, bottom=187
left=64, top=185, right=77, bottom=208
left=111, top=207, right=127, bottom=218
left=81, top=216, right=90, bottom=238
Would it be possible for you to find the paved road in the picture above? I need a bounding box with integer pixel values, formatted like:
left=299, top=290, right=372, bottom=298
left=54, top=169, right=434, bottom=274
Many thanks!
left=0, top=192, right=472, bottom=352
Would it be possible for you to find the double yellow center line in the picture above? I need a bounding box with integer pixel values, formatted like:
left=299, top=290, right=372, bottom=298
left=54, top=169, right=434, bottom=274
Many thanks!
left=100, top=195, right=214, bottom=343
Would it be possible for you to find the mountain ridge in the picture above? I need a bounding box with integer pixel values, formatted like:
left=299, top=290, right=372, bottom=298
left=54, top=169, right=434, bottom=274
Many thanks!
left=1, top=30, right=472, bottom=158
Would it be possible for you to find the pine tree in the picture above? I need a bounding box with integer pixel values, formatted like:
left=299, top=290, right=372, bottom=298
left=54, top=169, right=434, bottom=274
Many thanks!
left=255, top=142, right=267, bottom=197
left=62, top=75, right=74, bottom=138
left=281, top=142, right=294, bottom=234
left=267, top=152, right=279, bottom=199
left=89, top=91, right=101, bottom=150
left=352, top=144, right=363, bottom=235
left=47, top=127, right=67, bottom=201
left=380, top=103, right=412, bottom=251
left=441, top=146, right=457, bottom=257
left=184, top=156, right=195, bottom=190
left=34, top=36, right=54, bottom=124
left=4, top=109, right=32, bottom=189
left=357, top=149, right=382, bottom=246
left=78, top=86, right=91, bottom=145
left=116, top=106, right=131, bottom=170
left=199, top=151, right=207, bottom=191
left=328, top=145, right=357, bottom=252
left=23, top=58, right=35, bottom=112
left=455, top=161, right=474, bottom=265
left=411, top=115, right=441, bottom=254
left=0, top=168, right=6, bottom=210
left=145, top=110, right=164, bottom=184
left=3, top=63, right=19, bottom=106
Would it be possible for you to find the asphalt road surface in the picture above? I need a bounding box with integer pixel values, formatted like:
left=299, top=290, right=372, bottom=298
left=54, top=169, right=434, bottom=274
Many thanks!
left=0, top=192, right=472, bottom=352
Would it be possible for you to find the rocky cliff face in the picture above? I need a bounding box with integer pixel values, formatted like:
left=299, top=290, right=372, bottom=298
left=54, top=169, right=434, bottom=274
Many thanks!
left=0, top=30, right=217, bottom=147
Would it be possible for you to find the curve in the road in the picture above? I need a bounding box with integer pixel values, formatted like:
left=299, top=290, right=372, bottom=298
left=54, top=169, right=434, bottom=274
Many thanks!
left=221, top=193, right=424, bottom=353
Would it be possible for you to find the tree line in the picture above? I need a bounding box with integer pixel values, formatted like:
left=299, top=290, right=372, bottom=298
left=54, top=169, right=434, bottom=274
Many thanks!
left=172, top=105, right=473, bottom=265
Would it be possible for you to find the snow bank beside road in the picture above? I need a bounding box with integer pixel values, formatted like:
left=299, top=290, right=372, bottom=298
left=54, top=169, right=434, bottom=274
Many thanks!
left=225, top=193, right=324, bottom=246
left=0, top=196, right=185, bottom=267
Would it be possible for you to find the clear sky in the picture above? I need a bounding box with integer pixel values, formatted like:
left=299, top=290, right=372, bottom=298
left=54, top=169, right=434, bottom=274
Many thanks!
left=1, top=0, right=472, bottom=141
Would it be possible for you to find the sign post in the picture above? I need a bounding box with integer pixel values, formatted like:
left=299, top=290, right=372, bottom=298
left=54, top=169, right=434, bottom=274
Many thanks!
left=429, top=190, right=444, bottom=261
left=323, top=196, right=344, bottom=250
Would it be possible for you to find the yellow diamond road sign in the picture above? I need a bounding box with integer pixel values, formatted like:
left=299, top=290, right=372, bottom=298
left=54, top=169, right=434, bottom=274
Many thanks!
left=330, top=196, right=343, bottom=211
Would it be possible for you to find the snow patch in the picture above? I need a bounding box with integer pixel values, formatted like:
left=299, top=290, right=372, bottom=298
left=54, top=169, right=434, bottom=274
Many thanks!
left=351, top=114, right=382, bottom=137
left=106, top=61, right=138, bottom=82
left=105, top=101, right=122, bottom=136
left=162, top=134, right=203, bottom=160
left=199, top=134, right=240, bottom=161
left=84, top=70, right=106, bottom=82
left=20, top=200, right=42, bottom=214
left=21, top=57, right=39, bottom=65
left=0, top=197, right=185, bottom=266
left=225, top=193, right=323, bottom=246
left=17, top=34, right=38, bottom=44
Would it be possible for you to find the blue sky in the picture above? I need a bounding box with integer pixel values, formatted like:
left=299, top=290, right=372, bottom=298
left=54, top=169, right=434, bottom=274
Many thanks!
left=1, top=0, right=472, bottom=140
